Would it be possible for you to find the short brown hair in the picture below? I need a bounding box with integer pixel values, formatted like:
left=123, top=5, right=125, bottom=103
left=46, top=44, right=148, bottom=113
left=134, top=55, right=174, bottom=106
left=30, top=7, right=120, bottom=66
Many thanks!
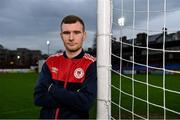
left=60, top=15, right=85, bottom=31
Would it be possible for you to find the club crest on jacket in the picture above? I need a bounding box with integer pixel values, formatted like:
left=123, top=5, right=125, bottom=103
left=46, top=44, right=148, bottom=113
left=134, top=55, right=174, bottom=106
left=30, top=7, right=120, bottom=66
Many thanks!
left=74, top=68, right=84, bottom=79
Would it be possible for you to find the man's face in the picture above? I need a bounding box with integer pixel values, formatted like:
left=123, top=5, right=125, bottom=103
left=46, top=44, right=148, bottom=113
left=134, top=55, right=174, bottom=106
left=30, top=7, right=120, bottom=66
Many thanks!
left=60, top=22, right=86, bottom=53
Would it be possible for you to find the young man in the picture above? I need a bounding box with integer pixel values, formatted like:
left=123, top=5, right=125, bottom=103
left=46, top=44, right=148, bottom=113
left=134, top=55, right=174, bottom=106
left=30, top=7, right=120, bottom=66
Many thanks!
left=34, top=15, right=97, bottom=119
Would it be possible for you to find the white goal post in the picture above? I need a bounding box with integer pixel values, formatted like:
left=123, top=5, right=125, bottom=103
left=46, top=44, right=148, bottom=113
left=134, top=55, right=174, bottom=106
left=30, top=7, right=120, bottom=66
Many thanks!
left=97, top=0, right=112, bottom=119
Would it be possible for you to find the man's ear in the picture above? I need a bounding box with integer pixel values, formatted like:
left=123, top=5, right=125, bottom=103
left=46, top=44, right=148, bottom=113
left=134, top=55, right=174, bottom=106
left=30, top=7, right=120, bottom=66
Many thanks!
left=60, top=32, right=63, bottom=40
left=83, top=32, right=87, bottom=41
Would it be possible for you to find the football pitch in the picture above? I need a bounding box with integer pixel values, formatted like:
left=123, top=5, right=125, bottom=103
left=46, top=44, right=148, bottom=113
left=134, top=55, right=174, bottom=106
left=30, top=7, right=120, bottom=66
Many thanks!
left=0, top=72, right=180, bottom=119
left=0, top=72, right=96, bottom=119
left=112, top=72, right=180, bottom=119
left=0, top=73, right=39, bottom=119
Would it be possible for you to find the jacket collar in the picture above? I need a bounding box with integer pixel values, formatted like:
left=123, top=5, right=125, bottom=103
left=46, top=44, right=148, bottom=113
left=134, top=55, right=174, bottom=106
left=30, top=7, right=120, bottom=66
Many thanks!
left=63, top=49, right=85, bottom=59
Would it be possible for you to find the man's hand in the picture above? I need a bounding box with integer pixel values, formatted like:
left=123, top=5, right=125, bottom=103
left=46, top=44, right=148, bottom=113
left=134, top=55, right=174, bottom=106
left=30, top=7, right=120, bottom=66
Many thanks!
left=47, top=80, right=63, bottom=92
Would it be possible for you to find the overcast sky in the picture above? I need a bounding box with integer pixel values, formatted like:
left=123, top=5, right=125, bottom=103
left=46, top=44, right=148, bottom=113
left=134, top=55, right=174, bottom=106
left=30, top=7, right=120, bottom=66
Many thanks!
left=0, top=0, right=180, bottom=54
left=0, top=0, right=96, bottom=54
left=113, top=0, right=180, bottom=38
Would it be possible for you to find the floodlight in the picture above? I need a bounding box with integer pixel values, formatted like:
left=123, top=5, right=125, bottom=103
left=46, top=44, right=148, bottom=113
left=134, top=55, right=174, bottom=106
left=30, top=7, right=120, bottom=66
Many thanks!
left=118, top=17, right=125, bottom=26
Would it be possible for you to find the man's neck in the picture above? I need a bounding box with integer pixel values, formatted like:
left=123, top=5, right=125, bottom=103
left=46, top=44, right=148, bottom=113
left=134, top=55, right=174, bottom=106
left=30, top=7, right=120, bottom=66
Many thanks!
left=66, top=48, right=82, bottom=59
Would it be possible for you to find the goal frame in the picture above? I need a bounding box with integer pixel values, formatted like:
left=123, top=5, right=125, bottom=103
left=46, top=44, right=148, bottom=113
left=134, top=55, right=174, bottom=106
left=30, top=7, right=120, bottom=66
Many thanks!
left=97, top=0, right=112, bottom=119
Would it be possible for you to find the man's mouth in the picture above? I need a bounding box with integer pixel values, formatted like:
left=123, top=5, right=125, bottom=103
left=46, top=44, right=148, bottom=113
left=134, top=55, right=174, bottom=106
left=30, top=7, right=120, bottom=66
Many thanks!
left=67, top=43, right=75, bottom=46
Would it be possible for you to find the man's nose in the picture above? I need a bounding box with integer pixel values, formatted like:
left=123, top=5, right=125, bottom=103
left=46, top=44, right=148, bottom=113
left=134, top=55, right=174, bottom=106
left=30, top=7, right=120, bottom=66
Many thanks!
left=69, top=32, right=74, bottom=40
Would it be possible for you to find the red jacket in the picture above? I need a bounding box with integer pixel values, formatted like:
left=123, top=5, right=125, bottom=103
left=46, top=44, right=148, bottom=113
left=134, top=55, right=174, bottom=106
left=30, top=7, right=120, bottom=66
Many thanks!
left=34, top=50, right=97, bottom=119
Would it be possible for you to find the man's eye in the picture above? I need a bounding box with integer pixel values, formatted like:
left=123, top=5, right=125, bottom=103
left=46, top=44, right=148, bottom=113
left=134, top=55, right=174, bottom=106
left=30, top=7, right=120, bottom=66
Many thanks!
left=74, top=31, right=81, bottom=34
left=63, top=31, right=70, bottom=34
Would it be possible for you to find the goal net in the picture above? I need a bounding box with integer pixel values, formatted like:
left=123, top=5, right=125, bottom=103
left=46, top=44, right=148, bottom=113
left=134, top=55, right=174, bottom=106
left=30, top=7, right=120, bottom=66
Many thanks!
left=96, top=0, right=180, bottom=119
left=110, top=0, right=180, bottom=119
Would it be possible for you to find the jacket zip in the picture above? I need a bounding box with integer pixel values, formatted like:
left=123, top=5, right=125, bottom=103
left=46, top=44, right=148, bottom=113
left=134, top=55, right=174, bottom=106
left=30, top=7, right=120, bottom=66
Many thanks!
left=64, top=59, right=72, bottom=88
left=55, top=108, right=60, bottom=120
left=54, top=59, right=72, bottom=120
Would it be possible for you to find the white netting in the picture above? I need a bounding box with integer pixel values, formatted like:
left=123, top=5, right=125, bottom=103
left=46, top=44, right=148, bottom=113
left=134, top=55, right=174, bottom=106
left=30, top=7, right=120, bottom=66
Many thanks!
left=111, top=0, right=180, bottom=119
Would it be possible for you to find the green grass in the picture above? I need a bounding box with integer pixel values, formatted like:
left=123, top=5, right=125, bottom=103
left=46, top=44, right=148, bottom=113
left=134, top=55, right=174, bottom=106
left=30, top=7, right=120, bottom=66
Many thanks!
left=1, top=72, right=180, bottom=119
left=0, top=72, right=96, bottom=119
left=112, top=72, right=180, bottom=119
left=0, top=72, right=40, bottom=119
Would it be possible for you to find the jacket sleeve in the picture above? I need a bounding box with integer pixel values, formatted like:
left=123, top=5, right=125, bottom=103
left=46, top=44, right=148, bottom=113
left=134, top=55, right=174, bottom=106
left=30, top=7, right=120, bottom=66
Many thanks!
left=34, top=62, right=58, bottom=108
left=48, top=61, right=97, bottom=112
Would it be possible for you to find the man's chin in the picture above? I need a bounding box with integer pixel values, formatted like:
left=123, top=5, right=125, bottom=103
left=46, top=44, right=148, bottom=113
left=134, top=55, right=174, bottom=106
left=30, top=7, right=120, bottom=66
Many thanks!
left=67, top=48, right=77, bottom=52
left=67, top=48, right=82, bottom=53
